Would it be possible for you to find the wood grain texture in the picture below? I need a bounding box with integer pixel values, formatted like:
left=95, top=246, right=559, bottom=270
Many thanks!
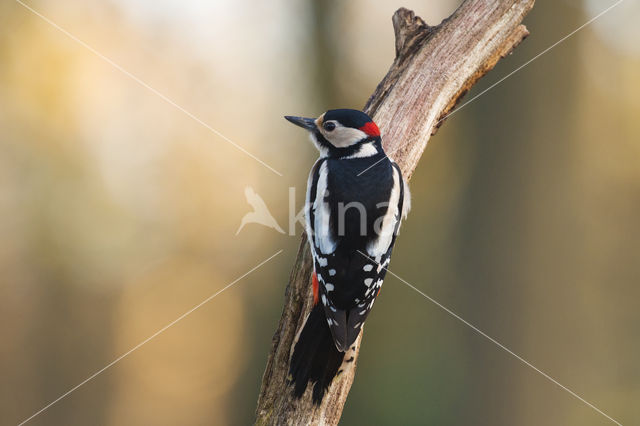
left=255, top=1, right=534, bottom=424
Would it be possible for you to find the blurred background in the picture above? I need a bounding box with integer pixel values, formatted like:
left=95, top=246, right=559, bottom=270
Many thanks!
left=1, top=0, right=638, bottom=424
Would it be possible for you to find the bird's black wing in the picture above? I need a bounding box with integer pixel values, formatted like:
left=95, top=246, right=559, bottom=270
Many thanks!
left=344, top=161, right=405, bottom=346
left=306, top=158, right=350, bottom=351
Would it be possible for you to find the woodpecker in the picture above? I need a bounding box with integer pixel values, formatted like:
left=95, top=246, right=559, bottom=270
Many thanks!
left=285, top=108, right=410, bottom=403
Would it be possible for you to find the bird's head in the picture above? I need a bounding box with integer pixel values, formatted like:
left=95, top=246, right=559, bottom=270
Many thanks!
left=285, top=109, right=382, bottom=158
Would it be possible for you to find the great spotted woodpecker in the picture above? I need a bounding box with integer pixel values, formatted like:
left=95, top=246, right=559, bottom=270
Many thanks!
left=285, top=109, right=410, bottom=403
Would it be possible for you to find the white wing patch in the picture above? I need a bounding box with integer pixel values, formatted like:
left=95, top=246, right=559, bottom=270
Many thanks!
left=304, top=159, right=321, bottom=259
left=367, top=165, right=401, bottom=257
left=313, top=162, right=337, bottom=254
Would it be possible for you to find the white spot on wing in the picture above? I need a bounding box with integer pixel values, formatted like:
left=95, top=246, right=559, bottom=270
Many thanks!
left=325, top=283, right=334, bottom=291
left=329, top=269, right=336, bottom=276
left=363, top=264, right=373, bottom=272
left=364, top=278, right=373, bottom=286
left=377, top=258, right=390, bottom=273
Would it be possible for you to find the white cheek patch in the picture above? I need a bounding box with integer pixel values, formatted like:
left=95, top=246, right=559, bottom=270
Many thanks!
left=322, top=126, right=368, bottom=148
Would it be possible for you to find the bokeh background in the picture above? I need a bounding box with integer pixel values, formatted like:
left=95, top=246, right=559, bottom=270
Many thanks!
left=1, top=0, right=639, bottom=425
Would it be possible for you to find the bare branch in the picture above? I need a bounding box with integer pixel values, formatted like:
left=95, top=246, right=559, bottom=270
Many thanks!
left=256, top=1, right=534, bottom=424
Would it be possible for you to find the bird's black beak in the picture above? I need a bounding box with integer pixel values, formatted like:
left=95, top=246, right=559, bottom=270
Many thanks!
left=284, top=116, right=317, bottom=131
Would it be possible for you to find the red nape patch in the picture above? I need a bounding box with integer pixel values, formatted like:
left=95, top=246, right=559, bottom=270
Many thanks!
left=359, top=121, right=380, bottom=137
left=312, top=272, right=319, bottom=305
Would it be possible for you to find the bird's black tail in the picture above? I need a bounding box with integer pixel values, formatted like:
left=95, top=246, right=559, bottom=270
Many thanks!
left=289, top=304, right=345, bottom=404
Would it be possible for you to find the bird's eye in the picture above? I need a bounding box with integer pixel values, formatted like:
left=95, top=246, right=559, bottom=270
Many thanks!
left=323, top=121, right=336, bottom=132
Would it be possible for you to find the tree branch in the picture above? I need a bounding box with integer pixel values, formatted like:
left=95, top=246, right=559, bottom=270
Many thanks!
left=256, top=1, right=534, bottom=424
